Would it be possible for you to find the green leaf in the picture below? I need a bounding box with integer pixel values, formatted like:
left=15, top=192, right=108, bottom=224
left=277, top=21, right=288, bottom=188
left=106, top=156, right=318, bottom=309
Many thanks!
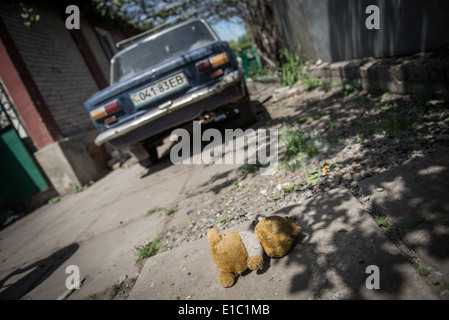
left=216, top=214, right=227, bottom=224
left=48, top=197, right=60, bottom=204
left=440, top=284, right=449, bottom=290
left=337, top=228, right=348, bottom=233
left=376, top=219, right=389, bottom=228
left=273, top=195, right=281, bottom=200
left=164, top=208, right=175, bottom=215
left=397, top=217, right=423, bottom=230
left=418, top=267, right=429, bottom=276
left=306, top=175, right=320, bottom=184
left=282, top=183, right=295, bottom=191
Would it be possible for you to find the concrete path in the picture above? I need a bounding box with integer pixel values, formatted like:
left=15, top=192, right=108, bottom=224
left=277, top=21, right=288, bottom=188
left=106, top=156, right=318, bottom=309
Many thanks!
left=129, top=186, right=439, bottom=300
left=358, top=147, right=449, bottom=298
left=1, top=142, right=447, bottom=300
left=0, top=155, right=240, bottom=300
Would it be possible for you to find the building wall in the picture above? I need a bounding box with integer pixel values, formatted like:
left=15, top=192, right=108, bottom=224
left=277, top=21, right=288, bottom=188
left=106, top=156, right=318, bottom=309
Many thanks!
left=0, top=3, right=98, bottom=138
left=273, top=0, right=449, bottom=62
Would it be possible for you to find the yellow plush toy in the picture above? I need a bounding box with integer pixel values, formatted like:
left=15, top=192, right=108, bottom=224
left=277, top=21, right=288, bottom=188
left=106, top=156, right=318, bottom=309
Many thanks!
left=207, top=229, right=264, bottom=288
left=207, top=215, right=300, bottom=288
left=254, top=215, right=301, bottom=258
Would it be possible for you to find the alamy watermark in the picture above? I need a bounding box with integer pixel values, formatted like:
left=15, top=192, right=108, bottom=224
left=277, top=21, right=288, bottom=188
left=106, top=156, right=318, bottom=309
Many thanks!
left=365, top=265, right=380, bottom=290
left=169, top=121, right=278, bottom=175
left=366, top=5, right=381, bottom=30
left=65, top=264, right=80, bottom=290
left=65, top=4, right=380, bottom=30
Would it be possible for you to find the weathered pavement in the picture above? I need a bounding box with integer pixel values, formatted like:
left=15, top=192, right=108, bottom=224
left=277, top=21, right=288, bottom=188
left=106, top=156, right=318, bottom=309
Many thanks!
left=129, top=148, right=449, bottom=300
left=1, top=128, right=448, bottom=300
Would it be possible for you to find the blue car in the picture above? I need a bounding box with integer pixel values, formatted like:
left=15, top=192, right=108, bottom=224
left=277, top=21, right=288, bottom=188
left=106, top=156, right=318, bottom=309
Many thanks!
left=84, top=18, right=256, bottom=167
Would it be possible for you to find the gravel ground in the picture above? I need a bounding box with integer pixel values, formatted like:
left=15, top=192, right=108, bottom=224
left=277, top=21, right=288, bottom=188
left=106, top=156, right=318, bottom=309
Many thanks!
left=160, top=79, right=449, bottom=250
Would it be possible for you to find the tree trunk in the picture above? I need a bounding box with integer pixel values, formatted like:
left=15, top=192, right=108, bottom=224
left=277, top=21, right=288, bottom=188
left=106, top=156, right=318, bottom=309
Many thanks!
left=241, top=1, right=284, bottom=70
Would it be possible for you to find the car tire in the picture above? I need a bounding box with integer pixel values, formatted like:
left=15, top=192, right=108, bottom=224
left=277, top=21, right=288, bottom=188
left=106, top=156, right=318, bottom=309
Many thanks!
left=138, top=145, right=158, bottom=168
left=235, top=94, right=257, bottom=128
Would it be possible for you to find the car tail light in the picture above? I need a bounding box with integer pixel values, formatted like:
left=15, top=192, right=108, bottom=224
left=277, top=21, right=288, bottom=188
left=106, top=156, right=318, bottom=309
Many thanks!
left=196, top=52, right=229, bottom=74
left=90, top=100, right=121, bottom=121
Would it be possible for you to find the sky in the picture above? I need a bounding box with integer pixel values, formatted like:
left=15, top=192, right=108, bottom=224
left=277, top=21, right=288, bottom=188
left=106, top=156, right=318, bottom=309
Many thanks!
left=211, top=19, right=247, bottom=42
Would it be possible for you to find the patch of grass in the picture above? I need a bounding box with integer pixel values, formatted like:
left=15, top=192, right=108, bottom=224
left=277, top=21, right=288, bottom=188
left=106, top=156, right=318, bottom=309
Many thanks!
left=280, top=125, right=317, bottom=172
left=147, top=206, right=161, bottom=215
left=216, top=214, right=228, bottom=224
left=134, top=234, right=164, bottom=262
left=280, top=48, right=303, bottom=87
left=48, top=197, right=60, bottom=204
left=109, top=283, right=122, bottom=299
left=342, top=79, right=362, bottom=96
left=164, top=208, right=175, bottom=215
left=418, top=267, right=430, bottom=277
left=382, top=114, right=412, bottom=133
left=358, top=113, right=412, bottom=136
left=238, top=159, right=269, bottom=175
left=279, top=47, right=321, bottom=90
left=295, top=110, right=331, bottom=126
left=71, top=180, right=94, bottom=194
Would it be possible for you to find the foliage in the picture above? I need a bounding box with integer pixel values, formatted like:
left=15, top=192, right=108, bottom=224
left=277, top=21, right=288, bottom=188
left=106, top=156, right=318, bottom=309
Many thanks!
left=342, top=79, right=362, bottom=96
left=134, top=233, right=164, bottom=262
left=279, top=48, right=303, bottom=87
left=280, top=125, right=317, bottom=172
left=279, top=48, right=321, bottom=89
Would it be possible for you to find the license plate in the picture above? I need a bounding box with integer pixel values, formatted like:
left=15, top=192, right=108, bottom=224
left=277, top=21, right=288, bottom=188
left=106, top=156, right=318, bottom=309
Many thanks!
left=130, top=72, right=190, bottom=108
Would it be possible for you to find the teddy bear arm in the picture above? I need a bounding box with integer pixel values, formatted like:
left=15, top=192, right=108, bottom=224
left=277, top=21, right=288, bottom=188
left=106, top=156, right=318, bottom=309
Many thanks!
left=239, top=231, right=264, bottom=270
left=247, top=256, right=263, bottom=270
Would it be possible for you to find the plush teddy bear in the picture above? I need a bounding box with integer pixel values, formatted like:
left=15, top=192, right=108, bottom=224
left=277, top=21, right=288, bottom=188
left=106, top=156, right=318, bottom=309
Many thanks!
left=207, top=229, right=264, bottom=288
left=254, top=215, right=301, bottom=258
left=207, top=215, right=301, bottom=288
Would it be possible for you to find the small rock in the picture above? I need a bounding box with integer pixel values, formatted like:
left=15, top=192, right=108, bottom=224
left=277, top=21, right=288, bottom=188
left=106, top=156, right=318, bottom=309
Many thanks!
left=350, top=180, right=359, bottom=188
left=119, top=274, right=128, bottom=285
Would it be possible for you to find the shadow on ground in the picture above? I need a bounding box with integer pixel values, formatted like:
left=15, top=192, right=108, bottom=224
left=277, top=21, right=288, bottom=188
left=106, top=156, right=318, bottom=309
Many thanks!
left=0, top=243, right=79, bottom=300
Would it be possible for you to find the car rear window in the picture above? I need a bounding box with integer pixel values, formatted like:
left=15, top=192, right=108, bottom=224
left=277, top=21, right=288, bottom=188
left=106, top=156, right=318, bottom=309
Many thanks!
left=111, top=20, right=217, bottom=84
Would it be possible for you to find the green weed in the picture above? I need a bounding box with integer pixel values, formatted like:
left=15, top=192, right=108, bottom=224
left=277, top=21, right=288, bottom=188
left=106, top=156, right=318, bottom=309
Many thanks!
left=147, top=206, right=161, bottom=215
left=109, top=284, right=122, bottom=299
left=134, top=234, right=164, bottom=262
left=238, top=159, right=268, bottom=175
left=279, top=47, right=321, bottom=90
left=280, top=125, right=317, bottom=172
left=358, top=114, right=412, bottom=136
left=48, top=197, right=60, bottom=204
left=342, top=79, right=362, bottom=96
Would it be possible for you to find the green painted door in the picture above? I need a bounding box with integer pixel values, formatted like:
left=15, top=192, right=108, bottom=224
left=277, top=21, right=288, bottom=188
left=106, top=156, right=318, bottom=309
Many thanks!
left=0, top=125, right=48, bottom=207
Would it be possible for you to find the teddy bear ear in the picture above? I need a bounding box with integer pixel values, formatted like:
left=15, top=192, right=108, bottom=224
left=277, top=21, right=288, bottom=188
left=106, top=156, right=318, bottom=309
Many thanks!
left=207, top=228, right=221, bottom=246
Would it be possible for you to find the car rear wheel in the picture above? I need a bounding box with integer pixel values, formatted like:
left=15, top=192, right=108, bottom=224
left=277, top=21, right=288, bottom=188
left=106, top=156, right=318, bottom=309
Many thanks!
left=138, top=145, right=158, bottom=168
left=233, top=84, right=257, bottom=127
left=237, top=98, right=257, bottom=127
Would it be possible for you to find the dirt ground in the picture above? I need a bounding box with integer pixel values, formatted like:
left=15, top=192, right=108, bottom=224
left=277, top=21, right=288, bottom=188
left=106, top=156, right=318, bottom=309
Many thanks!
left=1, top=79, right=448, bottom=300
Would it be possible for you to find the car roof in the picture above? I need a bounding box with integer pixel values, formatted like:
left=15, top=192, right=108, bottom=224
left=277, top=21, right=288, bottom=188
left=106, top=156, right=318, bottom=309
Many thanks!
left=111, top=18, right=219, bottom=63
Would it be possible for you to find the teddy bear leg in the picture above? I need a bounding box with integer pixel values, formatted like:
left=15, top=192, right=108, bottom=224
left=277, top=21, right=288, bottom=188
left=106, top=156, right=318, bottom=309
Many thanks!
left=247, top=256, right=263, bottom=271
left=218, top=270, right=235, bottom=288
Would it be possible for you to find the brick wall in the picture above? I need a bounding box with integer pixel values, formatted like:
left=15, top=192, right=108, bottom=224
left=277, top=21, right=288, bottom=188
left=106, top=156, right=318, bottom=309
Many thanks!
left=0, top=4, right=98, bottom=138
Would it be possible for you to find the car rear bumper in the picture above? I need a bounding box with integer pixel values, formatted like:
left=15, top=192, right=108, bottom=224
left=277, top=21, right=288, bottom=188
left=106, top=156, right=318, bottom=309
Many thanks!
left=95, top=67, right=246, bottom=147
